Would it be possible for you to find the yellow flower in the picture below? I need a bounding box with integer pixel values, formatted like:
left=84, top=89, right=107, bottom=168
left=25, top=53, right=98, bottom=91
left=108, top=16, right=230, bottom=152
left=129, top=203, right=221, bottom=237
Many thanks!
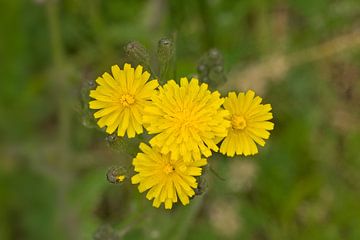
left=220, top=90, right=274, bottom=156
left=89, top=63, right=158, bottom=138
left=131, top=143, right=207, bottom=209
left=143, top=78, right=230, bottom=162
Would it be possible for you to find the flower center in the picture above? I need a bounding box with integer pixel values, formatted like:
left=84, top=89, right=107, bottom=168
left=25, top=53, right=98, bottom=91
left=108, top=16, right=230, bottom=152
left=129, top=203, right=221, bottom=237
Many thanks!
left=163, top=163, right=175, bottom=175
left=232, top=115, right=247, bottom=130
left=119, top=94, right=135, bottom=107
left=175, top=109, right=193, bottom=128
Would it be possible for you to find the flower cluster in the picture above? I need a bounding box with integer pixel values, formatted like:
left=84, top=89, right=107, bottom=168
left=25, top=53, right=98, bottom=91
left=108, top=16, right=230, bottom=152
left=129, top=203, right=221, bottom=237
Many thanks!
left=89, top=63, right=274, bottom=209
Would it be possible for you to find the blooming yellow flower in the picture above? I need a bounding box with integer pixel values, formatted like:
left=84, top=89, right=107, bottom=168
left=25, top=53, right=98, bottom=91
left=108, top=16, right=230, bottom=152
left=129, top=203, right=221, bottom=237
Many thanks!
left=89, top=63, right=158, bottom=138
left=220, top=90, right=274, bottom=156
left=131, top=143, right=207, bottom=209
left=143, top=77, right=230, bottom=162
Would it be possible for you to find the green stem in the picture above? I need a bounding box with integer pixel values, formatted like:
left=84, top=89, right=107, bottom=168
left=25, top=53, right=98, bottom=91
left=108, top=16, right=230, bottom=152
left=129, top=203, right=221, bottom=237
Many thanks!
left=170, top=196, right=204, bottom=240
left=46, top=1, right=76, bottom=239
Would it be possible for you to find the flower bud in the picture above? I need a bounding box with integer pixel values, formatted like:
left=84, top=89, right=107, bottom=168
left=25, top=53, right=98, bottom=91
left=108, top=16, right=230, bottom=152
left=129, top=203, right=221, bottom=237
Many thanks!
left=124, top=41, right=151, bottom=68
left=106, top=134, right=142, bottom=157
left=106, top=166, right=127, bottom=184
left=194, top=175, right=208, bottom=196
left=157, top=37, right=175, bottom=84
left=157, top=38, right=174, bottom=64
left=197, top=48, right=227, bottom=88
left=80, top=80, right=97, bottom=128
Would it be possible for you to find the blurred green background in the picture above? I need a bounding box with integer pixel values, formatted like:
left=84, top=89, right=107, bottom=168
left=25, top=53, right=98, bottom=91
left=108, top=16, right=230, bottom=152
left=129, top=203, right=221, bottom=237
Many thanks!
left=1, top=0, right=360, bottom=239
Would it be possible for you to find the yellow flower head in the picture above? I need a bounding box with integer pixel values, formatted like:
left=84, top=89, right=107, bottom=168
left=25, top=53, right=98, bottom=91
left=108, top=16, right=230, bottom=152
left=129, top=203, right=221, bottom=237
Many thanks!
left=220, top=90, right=274, bottom=156
left=89, top=63, right=158, bottom=138
left=143, top=77, right=230, bottom=162
left=131, top=143, right=207, bottom=209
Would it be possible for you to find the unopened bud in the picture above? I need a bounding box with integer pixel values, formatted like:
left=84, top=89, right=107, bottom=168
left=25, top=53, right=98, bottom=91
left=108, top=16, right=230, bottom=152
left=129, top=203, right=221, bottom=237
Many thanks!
left=209, top=67, right=226, bottom=85
left=157, top=38, right=174, bottom=64
left=106, top=134, right=142, bottom=157
left=80, top=80, right=97, bottom=128
left=106, top=166, right=127, bottom=184
left=197, top=48, right=226, bottom=88
left=87, top=80, right=95, bottom=89
left=209, top=49, right=221, bottom=62
left=124, top=41, right=151, bottom=67
left=194, top=175, right=208, bottom=196
left=197, top=64, right=208, bottom=74
left=106, top=133, right=117, bottom=143
left=157, top=37, right=176, bottom=84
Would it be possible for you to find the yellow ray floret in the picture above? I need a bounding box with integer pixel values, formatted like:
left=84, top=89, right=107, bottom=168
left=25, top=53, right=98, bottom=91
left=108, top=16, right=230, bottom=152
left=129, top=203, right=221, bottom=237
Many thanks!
left=220, top=90, right=274, bottom=156
left=89, top=63, right=158, bottom=138
left=143, top=77, right=231, bottom=162
left=131, top=143, right=207, bottom=209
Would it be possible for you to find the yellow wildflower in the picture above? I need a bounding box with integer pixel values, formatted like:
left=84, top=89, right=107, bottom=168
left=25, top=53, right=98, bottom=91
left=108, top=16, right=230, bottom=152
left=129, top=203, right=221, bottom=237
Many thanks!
left=131, top=143, right=207, bottom=209
left=143, top=78, right=230, bottom=162
left=220, top=90, right=274, bottom=156
left=89, top=63, right=158, bottom=138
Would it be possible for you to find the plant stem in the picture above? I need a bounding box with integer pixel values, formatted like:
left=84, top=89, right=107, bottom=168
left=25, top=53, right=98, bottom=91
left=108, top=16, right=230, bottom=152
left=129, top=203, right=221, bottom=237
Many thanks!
left=46, top=1, right=77, bottom=239
left=171, top=196, right=204, bottom=240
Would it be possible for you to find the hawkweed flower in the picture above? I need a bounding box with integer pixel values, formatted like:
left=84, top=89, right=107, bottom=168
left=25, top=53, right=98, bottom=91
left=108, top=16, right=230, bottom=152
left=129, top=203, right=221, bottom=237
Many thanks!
left=220, top=90, right=274, bottom=156
left=89, top=63, right=158, bottom=137
left=143, top=78, right=230, bottom=162
left=131, top=143, right=207, bottom=209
